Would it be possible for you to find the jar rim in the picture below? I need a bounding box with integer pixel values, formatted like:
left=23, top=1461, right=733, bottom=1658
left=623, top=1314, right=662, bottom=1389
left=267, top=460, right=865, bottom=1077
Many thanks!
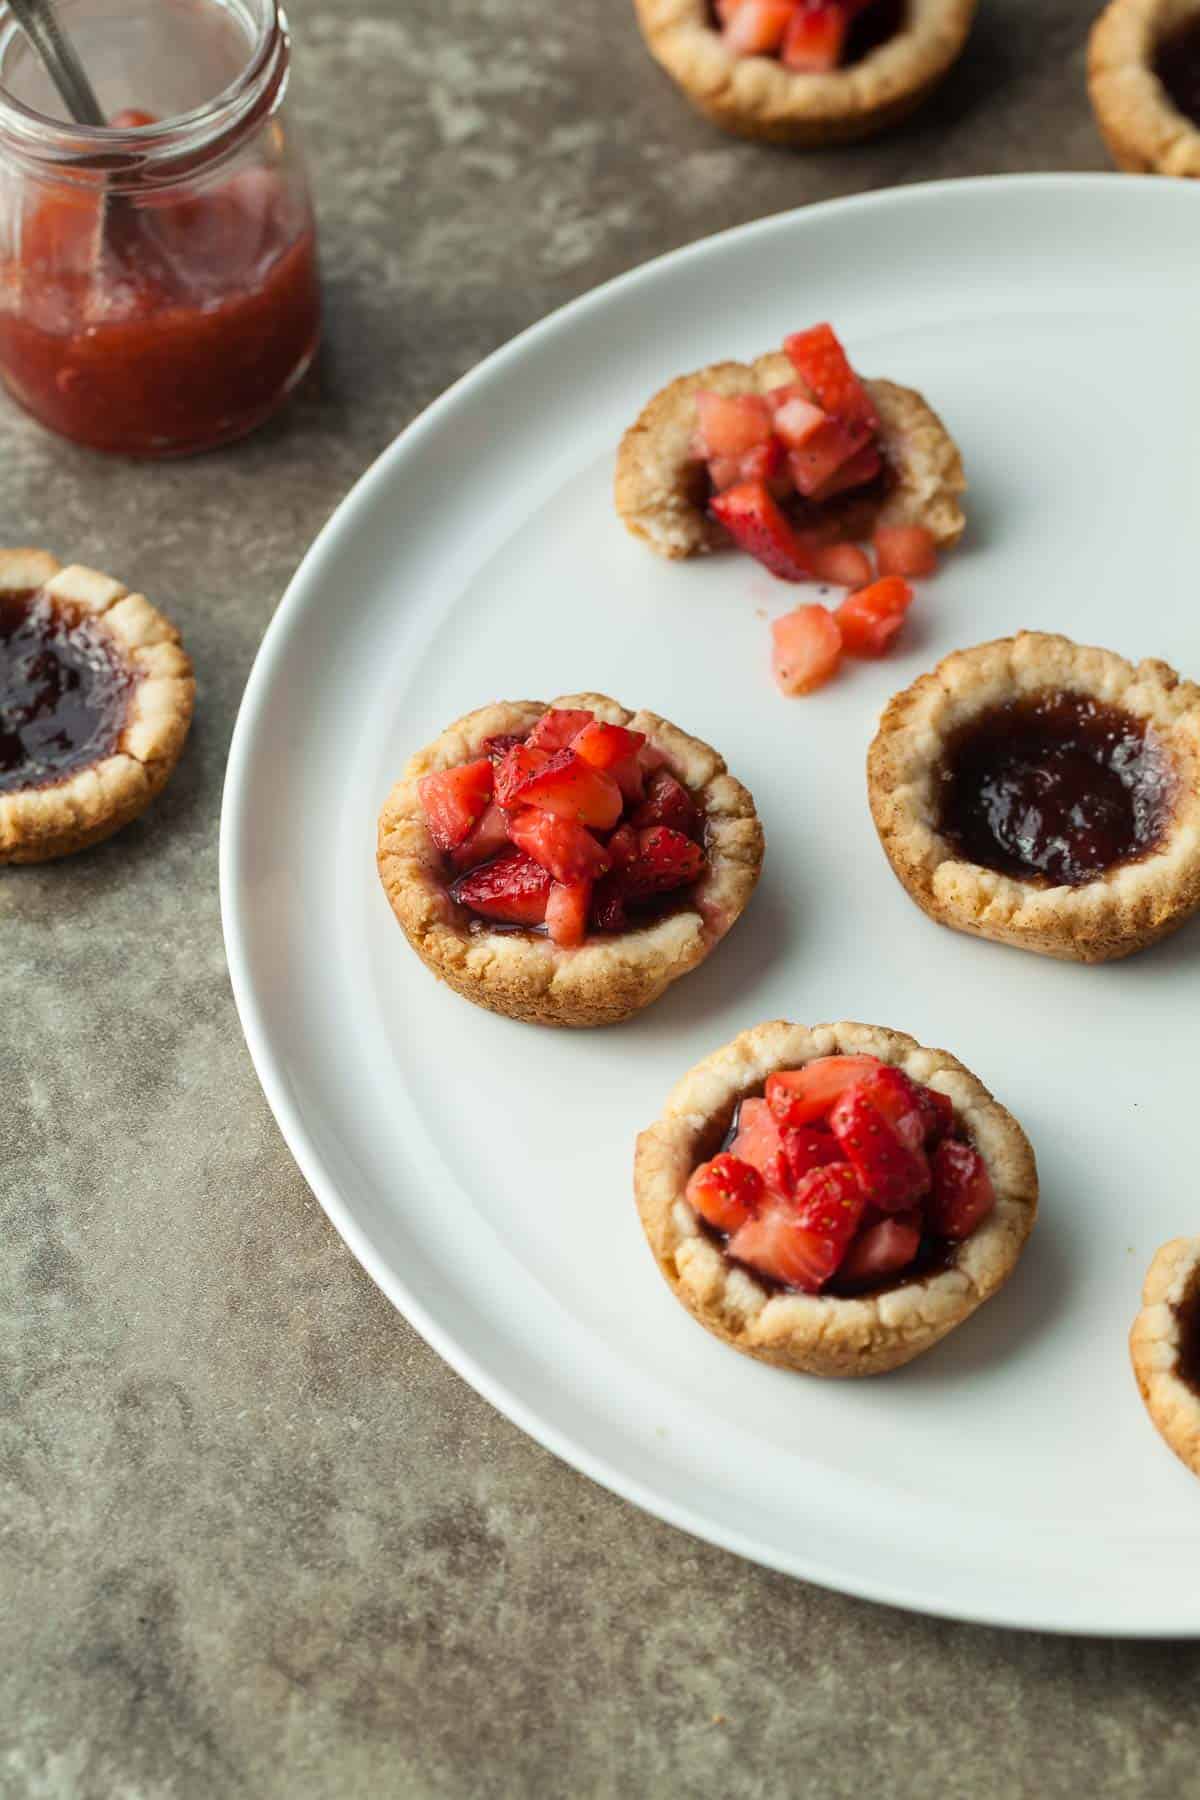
left=0, top=0, right=288, bottom=183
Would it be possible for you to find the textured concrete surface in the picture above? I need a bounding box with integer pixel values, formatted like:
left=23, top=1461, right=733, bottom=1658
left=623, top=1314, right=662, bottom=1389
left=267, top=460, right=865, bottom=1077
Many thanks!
left=4, top=2, right=1199, bottom=1795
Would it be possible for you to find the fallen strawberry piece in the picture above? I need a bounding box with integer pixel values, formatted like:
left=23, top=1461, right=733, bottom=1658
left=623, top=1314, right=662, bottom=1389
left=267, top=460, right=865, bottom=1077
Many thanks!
left=928, top=1141, right=996, bottom=1240
left=546, top=878, right=592, bottom=948
left=828, top=1085, right=930, bottom=1211
left=837, top=1213, right=923, bottom=1286
left=508, top=807, right=611, bottom=885
left=729, top=1097, right=791, bottom=1194
left=771, top=604, right=842, bottom=696
left=688, top=1152, right=765, bottom=1234
left=723, top=0, right=794, bottom=54
left=710, top=480, right=815, bottom=582
left=527, top=708, right=595, bottom=751
left=418, top=758, right=494, bottom=851
left=632, top=768, right=700, bottom=840
left=494, top=743, right=552, bottom=809
left=453, top=848, right=551, bottom=926
left=808, top=442, right=883, bottom=503
left=694, top=390, right=774, bottom=459
left=730, top=1164, right=864, bottom=1291
left=447, top=800, right=512, bottom=872
left=510, top=748, right=623, bottom=830
left=874, top=523, right=938, bottom=579
left=780, top=1124, right=843, bottom=1185
left=622, top=826, right=706, bottom=898
left=784, top=323, right=880, bottom=434
left=767, top=1055, right=883, bottom=1129
left=836, top=575, right=913, bottom=658
left=809, top=541, right=873, bottom=589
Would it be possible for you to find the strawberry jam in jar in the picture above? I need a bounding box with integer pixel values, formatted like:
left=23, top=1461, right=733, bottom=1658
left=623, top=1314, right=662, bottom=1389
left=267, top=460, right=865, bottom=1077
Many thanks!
left=0, top=0, right=320, bottom=455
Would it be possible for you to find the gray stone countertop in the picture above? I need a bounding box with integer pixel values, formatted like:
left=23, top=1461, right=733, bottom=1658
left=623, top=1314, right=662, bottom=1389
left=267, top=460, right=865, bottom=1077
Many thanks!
left=4, top=2, right=1198, bottom=1794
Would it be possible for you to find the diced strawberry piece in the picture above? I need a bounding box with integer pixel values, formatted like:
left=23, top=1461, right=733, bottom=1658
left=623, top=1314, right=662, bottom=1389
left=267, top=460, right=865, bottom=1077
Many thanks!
left=590, top=876, right=628, bottom=933
left=784, top=323, right=879, bottom=434
left=513, top=749, right=623, bottom=830
left=508, top=807, right=611, bottom=885
left=786, top=416, right=873, bottom=497
left=853, top=1065, right=926, bottom=1152
left=793, top=1160, right=867, bottom=1241
left=495, top=743, right=552, bottom=809
left=723, top=0, right=794, bottom=55
left=687, top=1153, right=765, bottom=1235
left=710, top=480, right=815, bottom=583
left=928, top=1141, right=996, bottom=1240
left=527, top=708, right=594, bottom=751
left=571, top=720, right=646, bottom=802
left=771, top=604, right=842, bottom=696
left=828, top=1086, right=930, bottom=1212
left=546, top=878, right=592, bottom=948
left=837, top=1213, right=923, bottom=1286
left=632, top=768, right=700, bottom=840
left=808, top=443, right=883, bottom=503
left=809, top=541, right=873, bottom=588
left=874, top=523, right=938, bottom=579
left=694, top=391, right=773, bottom=460
left=917, top=1086, right=956, bottom=1144
left=766, top=1056, right=884, bottom=1129
left=418, top=758, right=494, bottom=851
left=836, top=576, right=913, bottom=658
left=605, top=823, right=639, bottom=868
left=729, top=1097, right=791, bottom=1194
left=737, top=435, right=790, bottom=496
left=622, top=826, right=706, bottom=898
left=780, top=1125, right=843, bottom=1185
left=452, top=848, right=551, bottom=926
left=729, top=1164, right=864, bottom=1291
left=707, top=455, right=743, bottom=493
left=781, top=2, right=848, bottom=70
left=638, top=741, right=668, bottom=774
left=771, top=394, right=830, bottom=451
left=482, top=732, right=526, bottom=764
left=447, top=801, right=512, bottom=872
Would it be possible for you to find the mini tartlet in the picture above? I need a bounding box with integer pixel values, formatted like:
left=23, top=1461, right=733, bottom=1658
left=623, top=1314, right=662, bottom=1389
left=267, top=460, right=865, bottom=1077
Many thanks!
left=0, top=548, right=194, bottom=864
left=1130, top=1236, right=1200, bottom=1480
left=634, top=1019, right=1038, bottom=1377
left=1089, top=0, right=1200, bottom=177
left=376, top=693, right=764, bottom=1028
left=615, top=339, right=965, bottom=567
left=868, top=632, right=1200, bottom=963
left=632, top=0, right=977, bottom=145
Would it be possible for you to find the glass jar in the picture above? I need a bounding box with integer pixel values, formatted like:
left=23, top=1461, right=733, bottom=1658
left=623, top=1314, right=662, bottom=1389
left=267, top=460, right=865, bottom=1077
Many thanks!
left=0, top=0, right=320, bottom=456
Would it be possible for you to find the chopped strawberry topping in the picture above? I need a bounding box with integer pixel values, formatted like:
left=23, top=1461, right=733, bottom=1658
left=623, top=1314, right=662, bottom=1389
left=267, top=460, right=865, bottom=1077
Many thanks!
left=927, top=1141, right=996, bottom=1240
left=780, top=1124, right=843, bottom=1185
left=418, top=758, right=494, bottom=851
left=571, top=719, right=646, bottom=770
left=546, top=879, right=592, bottom=948
left=784, top=323, right=879, bottom=434
left=766, top=1056, right=883, bottom=1129
left=828, top=1085, right=930, bottom=1211
left=837, top=1213, right=923, bottom=1286
left=729, top=1164, right=864, bottom=1292
left=527, top=708, right=595, bottom=751
left=710, top=480, right=815, bottom=582
left=622, top=826, right=706, bottom=897
left=694, top=391, right=774, bottom=459
left=687, top=1153, right=765, bottom=1234
left=452, top=849, right=551, bottom=926
left=494, top=743, right=552, bottom=809
left=723, top=0, right=795, bottom=54
left=874, top=523, right=938, bottom=579
left=836, top=575, right=913, bottom=657
left=508, top=807, right=611, bottom=885
left=853, top=1064, right=927, bottom=1152
left=771, top=393, right=830, bottom=451
left=809, top=541, right=873, bottom=589
left=786, top=416, right=872, bottom=498
left=771, top=603, right=842, bottom=695
left=447, top=800, right=511, bottom=872
left=508, top=748, right=623, bottom=830
left=605, top=822, right=639, bottom=868
left=808, top=442, right=883, bottom=503
left=482, top=732, right=526, bottom=764
left=632, top=768, right=700, bottom=840
left=781, top=3, right=848, bottom=70
left=728, top=1098, right=791, bottom=1194
left=917, top=1086, right=956, bottom=1145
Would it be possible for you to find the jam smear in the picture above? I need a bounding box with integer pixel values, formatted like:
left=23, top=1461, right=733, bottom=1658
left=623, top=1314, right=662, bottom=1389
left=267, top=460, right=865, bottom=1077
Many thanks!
left=1155, top=16, right=1200, bottom=126
left=937, top=691, right=1174, bottom=887
left=1178, top=1274, right=1200, bottom=1399
left=0, top=589, right=132, bottom=792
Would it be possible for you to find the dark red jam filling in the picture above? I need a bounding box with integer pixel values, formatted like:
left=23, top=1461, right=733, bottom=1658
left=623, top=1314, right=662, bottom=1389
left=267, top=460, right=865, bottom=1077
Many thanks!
left=1177, top=1274, right=1200, bottom=1398
left=0, top=588, right=132, bottom=793
left=936, top=691, right=1174, bottom=887
left=1155, top=16, right=1200, bottom=126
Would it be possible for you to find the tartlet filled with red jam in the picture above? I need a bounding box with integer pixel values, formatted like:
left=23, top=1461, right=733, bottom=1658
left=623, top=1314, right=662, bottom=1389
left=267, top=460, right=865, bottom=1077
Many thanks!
left=1130, top=1235, right=1200, bottom=1481
left=632, top=0, right=976, bottom=144
left=635, top=1020, right=1037, bottom=1377
left=615, top=324, right=965, bottom=578
left=868, top=632, right=1200, bottom=962
left=0, top=548, right=194, bottom=863
left=376, top=693, right=764, bottom=1028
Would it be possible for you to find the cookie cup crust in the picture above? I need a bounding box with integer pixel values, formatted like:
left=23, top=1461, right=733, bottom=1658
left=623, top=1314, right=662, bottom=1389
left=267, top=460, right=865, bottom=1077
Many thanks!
left=867, top=632, right=1200, bottom=963
left=634, top=1019, right=1037, bottom=1377
left=615, top=351, right=965, bottom=562
left=1130, top=1237, right=1200, bottom=1478
left=0, top=549, right=195, bottom=864
left=1089, top=0, right=1200, bottom=176
left=376, top=692, right=764, bottom=1029
left=632, top=0, right=976, bottom=145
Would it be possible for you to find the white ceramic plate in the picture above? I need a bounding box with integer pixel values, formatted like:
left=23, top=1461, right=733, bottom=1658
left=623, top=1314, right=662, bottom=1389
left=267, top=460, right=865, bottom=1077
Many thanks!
left=221, top=176, right=1200, bottom=1635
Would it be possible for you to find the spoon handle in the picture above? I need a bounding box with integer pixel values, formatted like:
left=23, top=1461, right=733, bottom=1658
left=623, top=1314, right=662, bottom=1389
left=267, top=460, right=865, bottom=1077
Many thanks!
left=6, top=0, right=107, bottom=128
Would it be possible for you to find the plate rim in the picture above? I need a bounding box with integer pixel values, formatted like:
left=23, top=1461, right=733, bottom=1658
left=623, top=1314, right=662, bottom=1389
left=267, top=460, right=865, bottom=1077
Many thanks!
left=219, top=173, right=1200, bottom=1638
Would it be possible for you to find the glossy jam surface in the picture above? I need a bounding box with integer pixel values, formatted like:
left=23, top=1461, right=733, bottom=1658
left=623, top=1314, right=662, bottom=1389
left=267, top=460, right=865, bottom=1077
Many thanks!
left=1156, top=16, right=1200, bottom=126
left=0, top=171, right=320, bottom=456
left=937, top=691, right=1174, bottom=886
left=1178, top=1275, right=1200, bottom=1398
left=0, top=588, right=132, bottom=791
